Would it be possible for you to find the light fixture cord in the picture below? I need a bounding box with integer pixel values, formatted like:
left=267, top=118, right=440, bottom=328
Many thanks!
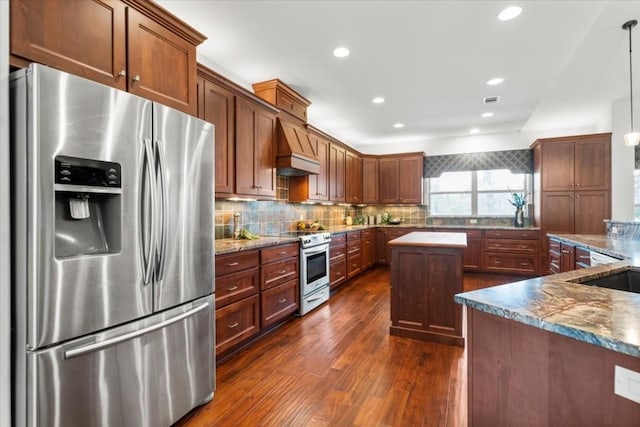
left=629, top=23, right=635, bottom=132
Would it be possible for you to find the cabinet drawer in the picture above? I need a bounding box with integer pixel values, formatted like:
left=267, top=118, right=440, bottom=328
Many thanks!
left=261, top=258, right=299, bottom=290
left=485, top=230, right=539, bottom=240
left=330, top=244, right=346, bottom=261
left=549, top=238, right=561, bottom=254
left=347, top=240, right=361, bottom=255
left=484, top=253, right=539, bottom=275
left=215, top=250, right=260, bottom=276
left=261, top=243, right=299, bottom=264
left=215, top=294, right=260, bottom=355
left=347, top=230, right=362, bottom=242
left=330, top=233, right=346, bottom=246
left=549, top=251, right=561, bottom=274
left=347, top=253, right=362, bottom=279
left=330, top=258, right=346, bottom=289
left=361, top=229, right=373, bottom=240
left=215, top=266, right=260, bottom=308
left=261, top=278, right=299, bottom=328
left=276, top=91, right=307, bottom=121
left=575, top=247, right=591, bottom=267
left=485, top=238, right=539, bottom=253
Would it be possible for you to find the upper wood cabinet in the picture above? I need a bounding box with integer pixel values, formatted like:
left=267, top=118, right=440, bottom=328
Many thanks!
left=288, top=130, right=329, bottom=202
left=235, top=96, right=277, bottom=198
left=252, top=79, right=310, bottom=123
left=197, top=70, right=235, bottom=195
left=378, top=153, right=424, bottom=204
left=362, top=157, right=379, bottom=204
left=537, top=133, right=611, bottom=192
left=11, top=0, right=205, bottom=115
left=329, top=143, right=346, bottom=203
left=345, top=150, right=363, bottom=204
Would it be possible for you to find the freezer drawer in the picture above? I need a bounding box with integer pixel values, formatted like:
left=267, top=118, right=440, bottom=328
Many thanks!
left=23, top=295, right=215, bottom=427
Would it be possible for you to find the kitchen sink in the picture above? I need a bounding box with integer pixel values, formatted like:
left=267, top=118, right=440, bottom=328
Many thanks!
left=579, top=268, right=640, bottom=293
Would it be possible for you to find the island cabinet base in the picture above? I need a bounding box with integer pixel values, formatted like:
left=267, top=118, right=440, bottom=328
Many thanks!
left=467, top=309, right=640, bottom=426
left=390, top=244, right=464, bottom=347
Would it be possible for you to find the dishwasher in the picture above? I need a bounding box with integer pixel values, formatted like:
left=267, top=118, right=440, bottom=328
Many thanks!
left=589, top=250, right=623, bottom=266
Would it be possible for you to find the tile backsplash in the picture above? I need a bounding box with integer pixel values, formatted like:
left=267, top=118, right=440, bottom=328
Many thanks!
left=215, top=176, right=528, bottom=239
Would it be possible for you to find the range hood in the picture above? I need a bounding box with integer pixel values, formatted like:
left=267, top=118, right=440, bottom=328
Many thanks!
left=276, top=119, right=321, bottom=176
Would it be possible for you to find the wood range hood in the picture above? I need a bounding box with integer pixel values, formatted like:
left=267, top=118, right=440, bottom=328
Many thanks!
left=275, top=119, right=321, bottom=176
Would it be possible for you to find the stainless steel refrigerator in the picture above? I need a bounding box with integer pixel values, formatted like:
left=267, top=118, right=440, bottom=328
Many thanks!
left=10, top=64, right=215, bottom=427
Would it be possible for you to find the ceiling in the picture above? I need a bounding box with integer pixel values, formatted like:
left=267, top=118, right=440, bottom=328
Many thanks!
left=157, top=0, right=640, bottom=150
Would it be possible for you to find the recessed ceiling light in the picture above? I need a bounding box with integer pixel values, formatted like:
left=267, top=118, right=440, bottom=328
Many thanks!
left=393, top=123, right=405, bottom=128
left=470, top=128, right=480, bottom=134
left=498, top=6, right=522, bottom=21
left=372, top=97, right=385, bottom=104
left=333, top=47, right=350, bottom=58
left=481, top=112, right=494, bottom=118
left=486, top=77, right=504, bottom=86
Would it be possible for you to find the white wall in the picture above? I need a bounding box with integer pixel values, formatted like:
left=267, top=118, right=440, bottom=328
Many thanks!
left=610, top=97, right=636, bottom=220
left=357, top=125, right=598, bottom=156
left=0, top=2, right=10, bottom=426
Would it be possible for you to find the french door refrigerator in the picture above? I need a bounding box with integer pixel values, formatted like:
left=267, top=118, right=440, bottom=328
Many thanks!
left=11, top=64, right=215, bottom=427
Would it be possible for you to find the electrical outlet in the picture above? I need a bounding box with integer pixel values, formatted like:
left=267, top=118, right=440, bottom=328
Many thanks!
left=611, top=226, right=618, bottom=235
left=615, top=365, right=640, bottom=404
left=469, top=219, right=478, bottom=224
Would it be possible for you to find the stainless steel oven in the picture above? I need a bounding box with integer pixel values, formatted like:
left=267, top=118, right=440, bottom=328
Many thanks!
left=299, top=233, right=331, bottom=315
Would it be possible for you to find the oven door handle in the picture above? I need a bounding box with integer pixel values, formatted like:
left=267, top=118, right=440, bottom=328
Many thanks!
left=303, top=245, right=329, bottom=256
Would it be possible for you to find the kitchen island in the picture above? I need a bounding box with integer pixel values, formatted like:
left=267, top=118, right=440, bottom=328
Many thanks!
left=389, top=231, right=467, bottom=347
left=455, top=262, right=640, bottom=425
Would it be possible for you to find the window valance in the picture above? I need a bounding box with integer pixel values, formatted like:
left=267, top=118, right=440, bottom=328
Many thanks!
left=424, top=149, right=533, bottom=178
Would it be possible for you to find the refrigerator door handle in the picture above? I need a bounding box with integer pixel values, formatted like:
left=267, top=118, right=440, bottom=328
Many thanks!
left=155, top=139, right=169, bottom=281
left=142, top=138, right=157, bottom=285
left=63, top=301, right=210, bottom=359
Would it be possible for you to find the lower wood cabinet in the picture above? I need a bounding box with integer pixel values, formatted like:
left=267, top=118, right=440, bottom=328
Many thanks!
left=361, top=229, right=375, bottom=270
left=261, top=278, right=298, bottom=327
left=483, top=229, right=540, bottom=276
left=329, top=233, right=346, bottom=290
left=390, top=243, right=464, bottom=347
left=215, top=294, right=260, bottom=355
left=346, top=231, right=362, bottom=279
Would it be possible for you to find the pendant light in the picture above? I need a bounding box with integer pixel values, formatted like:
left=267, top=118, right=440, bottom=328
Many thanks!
left=623, top=19, right=640, bottom=146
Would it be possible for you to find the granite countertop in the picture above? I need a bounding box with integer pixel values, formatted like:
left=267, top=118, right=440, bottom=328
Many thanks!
left=388, top=231, right=467, bottom=248
left=455, top=236, right=640, bottom=358
left=215, top=236, right=299, bottom=255
left=325, top=224, right=540, bottom=234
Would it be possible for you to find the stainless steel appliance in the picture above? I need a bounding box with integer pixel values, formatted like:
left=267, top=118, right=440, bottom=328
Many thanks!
left=11, top=64, right=215, bottom=427
left=299, top=232, right=331, bottom=315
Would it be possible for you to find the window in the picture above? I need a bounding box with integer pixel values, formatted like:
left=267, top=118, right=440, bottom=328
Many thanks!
left=429, top=169, right=528, bottom=216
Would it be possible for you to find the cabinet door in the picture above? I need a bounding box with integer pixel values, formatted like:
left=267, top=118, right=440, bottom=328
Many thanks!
left=215, top=295, right=260, bottom=355
left=464, top=238, right=483, bottom=271
left=574, top=137, right=610, bottom=191
left=560, top=243, right=576, bottom=272
left=127, top=8, right=197, bottom=114
left=541, top=192, right=574, bottom=234
left=345, top=151, right=363, bottom=204
left=379, top=158, right=400, bottom=203
left=310, top=136, right=329, bottom=201
left=574, top=191, right=610, bottom=234
left=329, top=144, right=346, bottom=202
left=541, top=141, right=574, bottom=191
left=362, top=158, right=379, bottom=203
left=361, top=230, right=375, bottom=270
left=11, top=0, right=127, bottom=90
left=254, top=108, right=276, bottom=197
left=198, top=77, right=235, bottom=194
left=399, top=155, right=423, bottom=203
left=375, top=229, right=389, bottom=264
left=235, top=97, right=259, bottom=196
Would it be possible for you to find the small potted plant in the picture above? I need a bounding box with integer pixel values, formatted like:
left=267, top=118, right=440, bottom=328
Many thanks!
left=508, top=192, right=527, bottom=227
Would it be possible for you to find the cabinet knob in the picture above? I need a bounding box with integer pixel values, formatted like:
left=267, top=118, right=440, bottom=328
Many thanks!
left=117, top=70, right=126, bottom=77
left=132, top=75, right=141, bottom=82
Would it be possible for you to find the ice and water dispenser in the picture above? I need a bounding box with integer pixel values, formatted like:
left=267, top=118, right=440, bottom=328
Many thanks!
left=54, top=156, right=122, bottom=258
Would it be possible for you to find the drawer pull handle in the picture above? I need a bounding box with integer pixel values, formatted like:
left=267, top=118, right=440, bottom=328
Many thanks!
left=278, top=251, right=287, bottom=255
left=494, top=261, right=502, bottom=264
left=278, top=298, right=287, bottom=303
left=493, top=244, right=501, bottom=247
left=278, top=270, right=287, bottom=274
left=520, top=245, right=528, bottom=249
left=520, top=262, right=530, bottom=266
left=228, top=322, right=239, bottom=329
left=561, top=250, right=570, bottom=254
left=226, top=262, right=239, bottom=267
left=226, top=286, right=238, bottom=291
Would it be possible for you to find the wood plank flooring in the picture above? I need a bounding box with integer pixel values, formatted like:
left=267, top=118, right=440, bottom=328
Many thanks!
left=175, top=268, right=517, bottom=427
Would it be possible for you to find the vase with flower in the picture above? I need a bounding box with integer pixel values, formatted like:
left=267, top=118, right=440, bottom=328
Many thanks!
left=508, top=193, right=527, bottom=227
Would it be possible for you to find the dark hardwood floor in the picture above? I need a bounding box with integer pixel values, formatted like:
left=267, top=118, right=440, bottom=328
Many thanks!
left=176, top=268, right=519, bottom=427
